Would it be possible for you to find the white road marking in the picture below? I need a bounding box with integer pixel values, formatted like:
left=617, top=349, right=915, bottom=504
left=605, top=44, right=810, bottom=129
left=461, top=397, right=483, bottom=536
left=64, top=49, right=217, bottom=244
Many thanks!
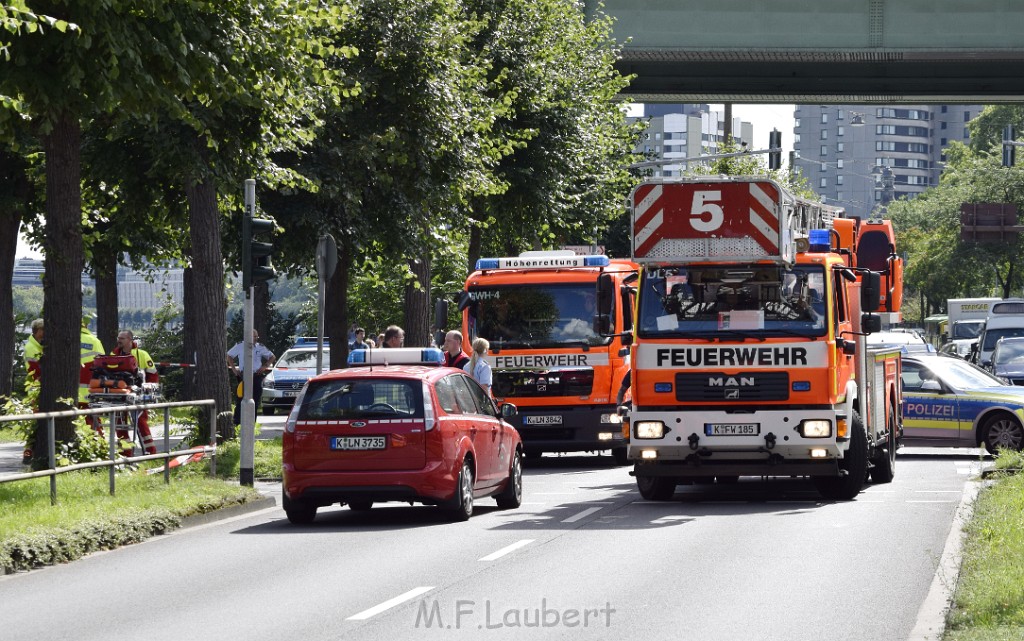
left=562, top=507, right=602, bottom=523
left=479, top=539, right=535, bottom=562
left=347, top=586, right=434, bottom=620
left=913, top=490, right=962, bottom=493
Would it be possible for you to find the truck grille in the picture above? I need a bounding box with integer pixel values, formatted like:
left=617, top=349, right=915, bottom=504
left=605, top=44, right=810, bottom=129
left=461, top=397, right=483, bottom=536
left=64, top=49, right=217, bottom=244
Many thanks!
left=492, top=369, right=594, bottom=398
left=675, top=372, right=789, bottom=402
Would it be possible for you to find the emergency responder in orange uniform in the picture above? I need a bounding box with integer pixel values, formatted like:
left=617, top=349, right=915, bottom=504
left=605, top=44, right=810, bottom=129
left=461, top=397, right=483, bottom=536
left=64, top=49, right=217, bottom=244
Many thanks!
left=111, top=329, right=158, bottom=455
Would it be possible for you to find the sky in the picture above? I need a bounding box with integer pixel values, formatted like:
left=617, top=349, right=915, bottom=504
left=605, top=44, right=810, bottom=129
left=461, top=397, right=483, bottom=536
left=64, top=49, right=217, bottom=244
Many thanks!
left=15, top=105, right=796, bottom=260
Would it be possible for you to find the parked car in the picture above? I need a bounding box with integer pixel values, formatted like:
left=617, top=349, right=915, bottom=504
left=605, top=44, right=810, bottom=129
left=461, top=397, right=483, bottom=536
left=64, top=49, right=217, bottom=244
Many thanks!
left=262, top=341, right=330, bottom=414
left=867, top=331, right=936, bottom=353
left=990, top=336, right=1024, bottom=386
left=900, top=353, right=1024, bottom=454
left=281, top=347, right=523, bottom=523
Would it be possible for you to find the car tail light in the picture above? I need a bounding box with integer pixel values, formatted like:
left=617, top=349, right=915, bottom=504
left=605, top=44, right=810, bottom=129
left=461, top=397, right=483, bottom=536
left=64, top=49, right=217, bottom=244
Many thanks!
left=423, top=382, right=436, bottom=431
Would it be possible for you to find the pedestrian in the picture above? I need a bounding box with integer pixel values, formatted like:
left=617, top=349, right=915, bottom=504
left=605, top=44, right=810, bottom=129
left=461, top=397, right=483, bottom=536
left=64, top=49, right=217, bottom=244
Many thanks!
left=382, top=325, right=405, bottom=348
left=464, top=337, right=492, bottom=396
left=226, top=329, right=276, bottom=425
left=376, top=332, right=386, bottom=348
left=442, top=330, right=470, bottom=369
left=24, top=318, right=44, bottom=386
left=350, top=327, right=370, bottom=351
left=111, top=330, right=159, bottom=454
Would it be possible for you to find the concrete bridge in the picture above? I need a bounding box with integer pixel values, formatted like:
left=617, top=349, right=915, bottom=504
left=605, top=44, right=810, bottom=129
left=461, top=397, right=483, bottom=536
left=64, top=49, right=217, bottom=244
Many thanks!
left=586, top=1, right=1024, bottom=102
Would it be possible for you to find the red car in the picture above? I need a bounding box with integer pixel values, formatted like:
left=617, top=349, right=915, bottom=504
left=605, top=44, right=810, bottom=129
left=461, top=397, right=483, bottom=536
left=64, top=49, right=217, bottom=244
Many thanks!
left=282, top=348, right=523, bottom=523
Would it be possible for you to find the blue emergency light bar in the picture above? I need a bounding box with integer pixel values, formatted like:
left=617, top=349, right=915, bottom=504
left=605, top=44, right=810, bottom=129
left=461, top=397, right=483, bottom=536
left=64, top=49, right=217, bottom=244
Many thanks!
left=808, top=229, right=831, bottom=253
left=347, top=347, right=446, bottom=367
left=475, top=255, right=610, bottom=270
left=293, top=337, right=330, bottom=346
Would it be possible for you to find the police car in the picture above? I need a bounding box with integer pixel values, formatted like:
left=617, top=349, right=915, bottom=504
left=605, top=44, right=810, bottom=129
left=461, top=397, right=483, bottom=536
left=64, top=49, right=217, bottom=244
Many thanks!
left=901, top=353, right=1024, bottom=454
left=261, top=338, right=331, bottom=414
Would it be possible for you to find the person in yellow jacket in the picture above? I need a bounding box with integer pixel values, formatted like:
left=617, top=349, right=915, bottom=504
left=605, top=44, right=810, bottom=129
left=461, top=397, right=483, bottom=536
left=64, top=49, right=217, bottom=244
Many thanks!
left=24, top=318, right=44, bottom=385
left=79, top=314, right=105, bottom=405
left=110, top=329, right=158, bottom=455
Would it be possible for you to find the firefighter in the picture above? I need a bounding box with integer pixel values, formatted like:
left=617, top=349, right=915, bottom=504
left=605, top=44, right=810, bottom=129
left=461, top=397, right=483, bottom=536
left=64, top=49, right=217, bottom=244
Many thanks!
left=79, top=314, right=105, bottom=429
left=111, top=329, right=158, bottom=455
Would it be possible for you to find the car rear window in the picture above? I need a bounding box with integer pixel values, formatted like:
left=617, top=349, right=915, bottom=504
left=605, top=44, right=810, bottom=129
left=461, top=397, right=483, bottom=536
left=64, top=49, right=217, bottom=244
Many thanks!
left=298, top=378, right=423, bottom=419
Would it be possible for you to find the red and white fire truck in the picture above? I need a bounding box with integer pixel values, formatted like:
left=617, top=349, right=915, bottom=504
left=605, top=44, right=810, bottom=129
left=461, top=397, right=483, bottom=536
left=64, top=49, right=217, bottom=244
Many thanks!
left=611, top=177, right=903, bottom=500
left=460, top=251, right=637, bottom=462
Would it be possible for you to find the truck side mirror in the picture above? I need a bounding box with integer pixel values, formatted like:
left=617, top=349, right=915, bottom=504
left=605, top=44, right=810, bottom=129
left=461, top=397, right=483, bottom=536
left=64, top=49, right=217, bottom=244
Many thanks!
left=622, top=331, right=633, bottom=346
left=860, top=271, right=881, bottom=311
left=594, top=273, right=615, bottom=335
left=861, top=313, right=881, bottom=334
left=457, top=291, right=475, bottom=312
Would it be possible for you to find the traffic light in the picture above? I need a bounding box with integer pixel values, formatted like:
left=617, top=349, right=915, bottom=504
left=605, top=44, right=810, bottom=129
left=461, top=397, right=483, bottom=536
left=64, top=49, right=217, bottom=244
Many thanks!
left=768, top=129, right=782, bottom=170
left=242, top=211, right=277, bottom=290
left=1003, top=125, right=1016, bottom=168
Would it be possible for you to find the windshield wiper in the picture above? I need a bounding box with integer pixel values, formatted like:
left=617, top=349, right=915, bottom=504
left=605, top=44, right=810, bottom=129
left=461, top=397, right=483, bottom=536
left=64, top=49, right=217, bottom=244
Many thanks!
left=682, top=330, right=766, bottom=342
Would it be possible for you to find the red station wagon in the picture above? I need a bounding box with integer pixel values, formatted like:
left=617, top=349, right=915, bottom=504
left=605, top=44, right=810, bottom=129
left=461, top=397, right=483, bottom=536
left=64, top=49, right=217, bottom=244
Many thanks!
left=281, top=348, right=523, bottom=523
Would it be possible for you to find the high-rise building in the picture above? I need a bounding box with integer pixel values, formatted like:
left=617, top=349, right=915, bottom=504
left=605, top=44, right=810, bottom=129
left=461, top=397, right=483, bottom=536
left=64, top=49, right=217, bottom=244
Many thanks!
left=792, top=104, right=985, bottom=219
left=634, top=104, right=754, bottom=177
left=11, top=257, right=183, bottom=311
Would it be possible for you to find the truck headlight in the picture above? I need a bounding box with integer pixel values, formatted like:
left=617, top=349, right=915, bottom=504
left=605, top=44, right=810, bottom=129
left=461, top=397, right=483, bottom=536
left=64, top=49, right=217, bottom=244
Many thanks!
left=799, top=419, right=832, bottom=438
left=600, top=413, right=622, bottom=424
left=635, top=421, right=665, bottom=439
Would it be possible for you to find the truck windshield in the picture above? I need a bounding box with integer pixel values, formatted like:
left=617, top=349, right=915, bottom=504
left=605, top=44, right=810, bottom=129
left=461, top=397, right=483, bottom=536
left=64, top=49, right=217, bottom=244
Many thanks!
left=467, top=284, right=612, bottom=349
left=637, top=264, right=828, bottom=338
left=952, top=320, right=985, bottom=340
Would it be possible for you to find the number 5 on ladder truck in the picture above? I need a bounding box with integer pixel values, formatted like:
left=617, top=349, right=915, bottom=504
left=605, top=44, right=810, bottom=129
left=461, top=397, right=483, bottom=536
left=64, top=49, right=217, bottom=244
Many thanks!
left=460, top=250, right=638, bottom=464
left=620, top=176, right=903, bottom=500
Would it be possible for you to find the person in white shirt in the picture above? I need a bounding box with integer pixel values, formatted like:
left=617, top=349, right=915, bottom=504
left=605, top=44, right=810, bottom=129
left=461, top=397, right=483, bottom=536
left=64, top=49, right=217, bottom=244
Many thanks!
left=226, top=329, right=276, bottom=424
left=464, top=337, right=492, bottom=396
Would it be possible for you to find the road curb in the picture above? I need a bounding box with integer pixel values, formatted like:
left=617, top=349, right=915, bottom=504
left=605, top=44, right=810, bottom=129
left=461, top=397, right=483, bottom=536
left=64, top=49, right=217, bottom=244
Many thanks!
left=179, top=495, right=277, bottom=529
left=907, top=479, right=982, bottom=641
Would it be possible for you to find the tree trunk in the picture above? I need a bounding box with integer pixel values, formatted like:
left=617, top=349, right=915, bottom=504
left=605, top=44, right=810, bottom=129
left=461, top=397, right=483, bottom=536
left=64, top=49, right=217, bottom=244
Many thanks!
left=38, top=110, right=83, bottom=468
left=325, top=232, right=352, bottom=370
left=467, top=224, right=482, bottom=279
left=184, top=174, right=232, bottom=438
left=181, top=266, right=197, bottom=400
left=403, top=256, right=431, bottom=347
left=0, top=210, right=19, bottom=399
left=93, top=251, right=118, bottom=350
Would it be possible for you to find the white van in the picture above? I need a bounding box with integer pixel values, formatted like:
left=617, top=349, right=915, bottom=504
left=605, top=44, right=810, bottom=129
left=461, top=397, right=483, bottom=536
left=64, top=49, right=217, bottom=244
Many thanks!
left=976, top=299, right=1024, bottom=366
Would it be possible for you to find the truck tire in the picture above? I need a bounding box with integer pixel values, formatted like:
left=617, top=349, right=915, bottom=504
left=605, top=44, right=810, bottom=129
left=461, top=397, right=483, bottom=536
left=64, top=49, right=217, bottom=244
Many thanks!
left=637, top=474, right=676, bottom=501
left=611, top=447, right=629, bottom=466
left=870, top=409, right=897, bottom=484
left=814, top=410, right=868, bottom=501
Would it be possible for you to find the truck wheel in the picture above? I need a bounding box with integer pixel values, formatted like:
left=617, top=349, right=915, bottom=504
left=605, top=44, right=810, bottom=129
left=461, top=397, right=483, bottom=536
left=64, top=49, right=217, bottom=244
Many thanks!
left=870, top=410, right=897, bottom=484
left=983, top=412, right=1024, bottom=455
left=611, top=447, right=629, bottom=466
left=814, top=410, right=868, bottom=501
left=637, top=474, right=676, bottom=501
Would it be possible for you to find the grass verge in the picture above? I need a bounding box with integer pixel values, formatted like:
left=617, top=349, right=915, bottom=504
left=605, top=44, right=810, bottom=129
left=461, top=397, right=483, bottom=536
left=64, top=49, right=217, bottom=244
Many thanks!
left=0, top=465, right=262, bottom=574
left=945, top=450, right=1024, bottom=641
left=0, top=426, right=21, bottom=444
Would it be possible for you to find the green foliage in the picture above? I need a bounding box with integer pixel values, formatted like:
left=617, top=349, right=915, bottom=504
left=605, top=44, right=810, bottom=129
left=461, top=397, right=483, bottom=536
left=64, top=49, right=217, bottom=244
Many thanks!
left=140, top=300, right=186, bottom=400
left=887, top=140, right=1024, bottom=308
left=948, top=471, right=1024, bottom=635
left=0, top=470, right=259, bottom=573
left=205, top=437, right=283, bottom=481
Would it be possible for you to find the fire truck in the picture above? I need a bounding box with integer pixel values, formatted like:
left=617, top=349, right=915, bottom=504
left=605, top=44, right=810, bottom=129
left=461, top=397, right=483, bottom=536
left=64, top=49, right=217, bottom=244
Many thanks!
left=610, top=177, right=903, bottom=500
left=460, top=251, right=638, bottom=462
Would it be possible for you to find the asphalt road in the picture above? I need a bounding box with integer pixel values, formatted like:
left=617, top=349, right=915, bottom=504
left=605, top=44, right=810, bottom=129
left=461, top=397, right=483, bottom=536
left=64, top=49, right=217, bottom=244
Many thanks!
left=0, top=446, right=982, bottom=641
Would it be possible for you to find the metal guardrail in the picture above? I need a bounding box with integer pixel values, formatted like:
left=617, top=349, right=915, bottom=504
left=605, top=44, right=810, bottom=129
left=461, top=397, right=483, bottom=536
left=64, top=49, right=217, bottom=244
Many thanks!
left=0, top=399, right=219, bottom=505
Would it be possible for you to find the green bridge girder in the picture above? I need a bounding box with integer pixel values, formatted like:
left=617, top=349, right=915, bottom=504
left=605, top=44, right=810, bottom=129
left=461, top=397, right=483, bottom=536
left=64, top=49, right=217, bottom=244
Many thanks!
left=587, top=0, right=1024, bottom=103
